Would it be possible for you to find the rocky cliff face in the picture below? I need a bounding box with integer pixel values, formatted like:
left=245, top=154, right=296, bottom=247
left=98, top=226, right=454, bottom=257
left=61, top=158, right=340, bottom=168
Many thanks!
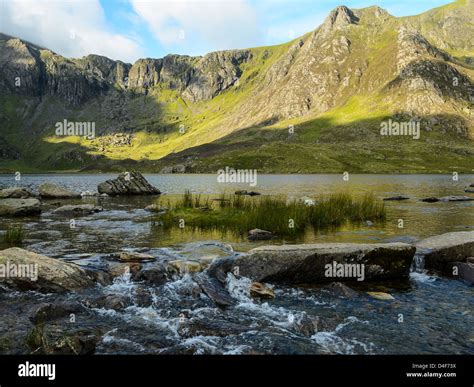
left=0, top=33, right=252, bottom=105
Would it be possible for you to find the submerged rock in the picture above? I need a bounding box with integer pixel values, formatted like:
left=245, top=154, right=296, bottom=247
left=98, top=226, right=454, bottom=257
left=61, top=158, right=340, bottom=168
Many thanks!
left=416, top=231, right=474, bottom=272
left=53, top=204, right=103, bottom=216
left=108, top=251, right=155, bottom=263
left=0, top=187, right=35, bottom=199
left=38, top=183, right=81, bottom=199
left=85, top=294, right=131, bottom=311
left=98, top=171, right=160, bottom=196
left=248, top=228, right=273, bottom=241
left=168, top=260, right=204, bottom=274
left=324, top=282, right=359, bottom=298
left=465, top=189, right=474, bottom=193
left=249, top=282, right=275, bottom=299
left=0, top=247, right=94, bottom=292
left=144, top=204, right=167, bottom=213
left=367, top=292, right=395, bottom=301
left=211, top=243, right=415, bottom=284
left=0, top=198, right=41, bottom=216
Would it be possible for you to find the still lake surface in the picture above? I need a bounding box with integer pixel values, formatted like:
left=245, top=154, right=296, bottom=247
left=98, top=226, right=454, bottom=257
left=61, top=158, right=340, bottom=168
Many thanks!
left=0, top=174, right=473, bottom=354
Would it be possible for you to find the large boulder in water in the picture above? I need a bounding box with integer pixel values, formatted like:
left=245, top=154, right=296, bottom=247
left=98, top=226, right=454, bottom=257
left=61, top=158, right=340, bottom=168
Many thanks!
left=0, top=198, right=41, bottom=216
left=0, top=248, right=94, bottom=292
left=0, top=187, right=35, bottom=199
left=210, top=243, right=415, bottom=284
left=39, top=183, right=81, bottom=199
left=98, top=172, right=160, bottom=196
left=415, top=231, right=474, bottom=272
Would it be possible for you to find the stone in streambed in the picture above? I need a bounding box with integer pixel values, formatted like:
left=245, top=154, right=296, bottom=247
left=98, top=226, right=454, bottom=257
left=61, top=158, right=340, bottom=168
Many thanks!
left=415, top=231, right=474, bottom=272
left=98, top=171, right=160, bottom=196
left=0, top=248, right=94, bottom=292
left=29, top=302, right=87, bottom=324
left=0, top=198, right=41, bottom=216
left=421, top=197, right=439, bottom=203
left=38, top=183, right=80, bottom=199
left=53, top=204, right=103, bottom=216
left=324, top=282, right=359, bottom=298
left=168, top=260, right=204, bottom=274
left=211, top=243, right=415, bottom=285
left=193, top=273, right=236, bottom=308
left=108, top=251, right=155, bottom=263
left=249, top=282, right=275, bottom=299
left=367, top=292, right=395, bottom=301
left=137, top=265, right=169, bottom=285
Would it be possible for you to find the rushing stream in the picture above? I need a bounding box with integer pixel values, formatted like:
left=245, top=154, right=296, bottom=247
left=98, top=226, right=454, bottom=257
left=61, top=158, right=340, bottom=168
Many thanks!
left=0, top=174, right=473, bottom=354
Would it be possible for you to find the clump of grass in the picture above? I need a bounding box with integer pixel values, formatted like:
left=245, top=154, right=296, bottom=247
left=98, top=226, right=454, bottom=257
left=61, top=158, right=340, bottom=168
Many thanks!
left=155, top=191, right=385, bottom=238
left=4, top=224, right=25, bottom=246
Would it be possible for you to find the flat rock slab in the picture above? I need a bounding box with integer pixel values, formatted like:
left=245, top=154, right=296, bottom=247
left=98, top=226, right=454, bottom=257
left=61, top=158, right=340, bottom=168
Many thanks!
left=98, top=171, right=160, bottom=196
left=439, top=196, right=474, bottom=202
left=416, top=231, right=474, bottom=272
left=0, top=248, right=94, bottom=292
left=39, top=183, right=81, bottom=199
left=0, top=198, right=41, bottom=216
left=213, top=243, right=415, bottom=284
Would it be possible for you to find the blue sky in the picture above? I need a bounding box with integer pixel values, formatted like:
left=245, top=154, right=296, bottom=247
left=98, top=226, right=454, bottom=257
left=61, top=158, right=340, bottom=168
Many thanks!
left=1, top=0, right=454, bottom=62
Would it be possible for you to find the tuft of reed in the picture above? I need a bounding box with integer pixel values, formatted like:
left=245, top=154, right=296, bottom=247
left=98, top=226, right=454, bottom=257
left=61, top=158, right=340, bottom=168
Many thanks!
left=3, top=224, right=25, bottom=246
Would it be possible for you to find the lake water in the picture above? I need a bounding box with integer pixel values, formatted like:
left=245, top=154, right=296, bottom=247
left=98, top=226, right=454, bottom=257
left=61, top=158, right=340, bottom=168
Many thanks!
left=0, top=174, right=473, bottom=355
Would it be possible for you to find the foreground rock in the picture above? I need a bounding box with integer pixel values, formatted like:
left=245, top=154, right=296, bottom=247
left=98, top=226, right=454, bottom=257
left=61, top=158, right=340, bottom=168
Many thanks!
left=38, top=183, right=81, bottom=199
left=0, top=198, right=41, bottom=216
left=98, top=171, right=160, bottom=196
left=416, top=231, right=474, bottom=272
left=0, top=187, right=34, bottom=199
left=210, top=243, right=415, bottom=284
left=53, top=204, right=103, bottom=216
left=0, top=248, right=94, bottom=292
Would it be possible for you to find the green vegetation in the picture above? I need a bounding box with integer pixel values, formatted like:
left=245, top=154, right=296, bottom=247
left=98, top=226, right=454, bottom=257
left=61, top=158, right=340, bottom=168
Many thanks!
left=155, top=191, right=385, bottom=237
left=3, top=225, right=25, bottom=246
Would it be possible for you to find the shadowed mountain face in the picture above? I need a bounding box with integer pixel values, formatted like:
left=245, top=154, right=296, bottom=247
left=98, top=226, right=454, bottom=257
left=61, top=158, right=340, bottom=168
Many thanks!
left=0, top=1, right=473, bottom=173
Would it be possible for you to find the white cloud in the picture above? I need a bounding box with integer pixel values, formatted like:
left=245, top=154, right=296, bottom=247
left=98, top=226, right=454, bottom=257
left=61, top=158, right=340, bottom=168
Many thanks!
left=130, top=0, right=259, bottom=54
left=1, top=0, right=144, bottom=63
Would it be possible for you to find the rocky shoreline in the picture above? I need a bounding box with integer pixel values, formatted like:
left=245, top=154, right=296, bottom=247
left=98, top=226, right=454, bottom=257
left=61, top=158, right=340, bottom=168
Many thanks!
left=0, top=173, right=473, bottom=354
